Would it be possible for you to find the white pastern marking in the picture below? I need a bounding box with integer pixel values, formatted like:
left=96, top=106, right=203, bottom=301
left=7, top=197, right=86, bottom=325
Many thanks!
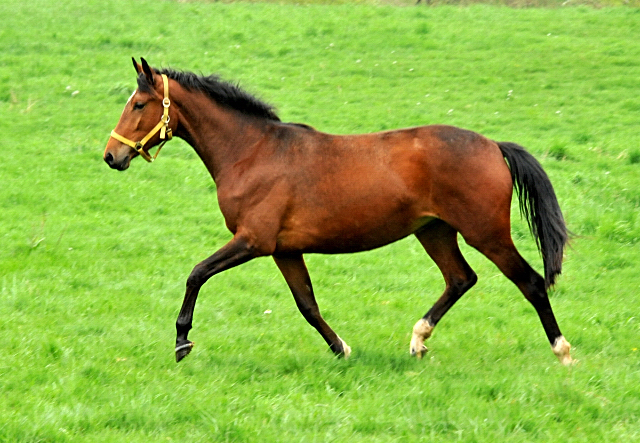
left=552, top=335, right=573, bottom=366
left=338, top=336, right=351, bottom=359
left=410, top=318, right=434, bottom=358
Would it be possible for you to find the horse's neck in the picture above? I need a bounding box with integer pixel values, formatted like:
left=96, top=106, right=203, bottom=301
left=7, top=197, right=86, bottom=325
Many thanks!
left=174, top=90, right=269, bottom=182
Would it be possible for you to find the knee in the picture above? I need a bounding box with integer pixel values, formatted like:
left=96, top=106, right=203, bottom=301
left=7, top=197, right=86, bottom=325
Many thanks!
left=299, top=304, right=319, bottom=319
left=186, top=265, right=206, bottom=288
left=297, top=303, right=321, bottom=323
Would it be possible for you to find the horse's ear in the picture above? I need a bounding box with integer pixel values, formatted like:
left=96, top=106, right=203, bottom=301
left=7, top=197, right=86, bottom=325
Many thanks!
left=132, top=57, right=142, bottom=75
left=140, top=57, right=155, bottom=87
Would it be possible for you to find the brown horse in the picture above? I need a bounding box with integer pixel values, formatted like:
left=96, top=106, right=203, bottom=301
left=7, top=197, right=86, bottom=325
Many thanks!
left=104, top=58, right=573, bottom=365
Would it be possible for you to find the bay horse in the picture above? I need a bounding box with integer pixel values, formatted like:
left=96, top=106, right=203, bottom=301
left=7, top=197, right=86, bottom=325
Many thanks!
left=104, top=58, right=573, bottom=365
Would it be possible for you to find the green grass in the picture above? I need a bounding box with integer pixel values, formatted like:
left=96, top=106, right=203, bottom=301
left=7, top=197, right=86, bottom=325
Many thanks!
left=2, top=0, right=640, bottom=441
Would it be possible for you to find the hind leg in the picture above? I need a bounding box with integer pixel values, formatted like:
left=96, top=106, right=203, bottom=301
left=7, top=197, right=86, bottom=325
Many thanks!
left=470, top=236, right=572, bottom=365
left=411, top=220, right=477, bottom=358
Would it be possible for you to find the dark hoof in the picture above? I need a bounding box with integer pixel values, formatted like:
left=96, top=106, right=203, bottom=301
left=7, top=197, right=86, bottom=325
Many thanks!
left=175, top=341, right=194, bottom=362
left=330, top=337, right=351, bottom=359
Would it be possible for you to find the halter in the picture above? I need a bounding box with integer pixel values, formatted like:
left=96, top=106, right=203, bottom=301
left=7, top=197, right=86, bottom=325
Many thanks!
left=110, top=74, right=173, bottom=163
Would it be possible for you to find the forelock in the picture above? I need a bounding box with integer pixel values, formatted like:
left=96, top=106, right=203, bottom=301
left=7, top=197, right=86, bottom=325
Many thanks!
left=136, top=74, right=154, bottom=94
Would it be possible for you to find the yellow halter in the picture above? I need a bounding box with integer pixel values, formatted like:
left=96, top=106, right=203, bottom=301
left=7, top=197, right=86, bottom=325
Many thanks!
left=110, top=74, right=172, bottom=163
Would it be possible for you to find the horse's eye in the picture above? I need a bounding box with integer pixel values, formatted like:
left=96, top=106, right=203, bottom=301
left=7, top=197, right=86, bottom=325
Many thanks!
left=133, top=102, right=146, bottom=110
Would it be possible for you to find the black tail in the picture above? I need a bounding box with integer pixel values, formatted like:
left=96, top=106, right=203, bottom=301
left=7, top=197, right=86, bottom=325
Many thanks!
left=497, top=142, right=568, bottom=288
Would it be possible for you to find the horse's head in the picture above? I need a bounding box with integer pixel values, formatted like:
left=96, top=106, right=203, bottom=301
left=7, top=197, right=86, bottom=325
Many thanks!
left=104, top=58, right=175, bottom=170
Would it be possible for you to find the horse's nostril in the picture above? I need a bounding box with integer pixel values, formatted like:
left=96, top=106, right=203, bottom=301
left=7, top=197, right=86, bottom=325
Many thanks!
left=104, top=152, right=114, bottom=165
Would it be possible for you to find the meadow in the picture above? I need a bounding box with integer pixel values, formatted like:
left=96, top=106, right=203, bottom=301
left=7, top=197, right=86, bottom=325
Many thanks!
left=1, top=0, right=640, bottom=441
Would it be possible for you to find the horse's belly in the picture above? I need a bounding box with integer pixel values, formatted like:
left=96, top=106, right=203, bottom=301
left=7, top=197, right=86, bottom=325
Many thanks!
left=276, top=205, right=435, bottom=254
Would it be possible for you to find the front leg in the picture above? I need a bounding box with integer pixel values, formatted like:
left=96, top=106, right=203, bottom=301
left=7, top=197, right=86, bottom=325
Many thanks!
left=175, top=234, right=259, bottom=362
left=273, top=253, right=350, bottom=358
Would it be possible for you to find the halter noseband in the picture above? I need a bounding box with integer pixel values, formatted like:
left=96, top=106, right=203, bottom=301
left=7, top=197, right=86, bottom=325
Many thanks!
left=110, top=74, right=172, bottom=163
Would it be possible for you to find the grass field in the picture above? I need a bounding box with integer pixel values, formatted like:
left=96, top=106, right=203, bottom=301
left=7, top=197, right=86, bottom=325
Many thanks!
left=2, top=0, right=640, bottom=441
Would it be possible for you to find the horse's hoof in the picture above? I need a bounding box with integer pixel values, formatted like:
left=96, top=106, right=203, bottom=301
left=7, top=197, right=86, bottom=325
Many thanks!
left=332, top=337, right=351, bottom=359
left=410, top=344, right=428, bottom=359
left=410, top=318, right=433, bottom=359
left=340, top=340, right=351, bottom=359
left=552, top=336, right=573, bottom=366
left=175, top=341, right=194, bottom=362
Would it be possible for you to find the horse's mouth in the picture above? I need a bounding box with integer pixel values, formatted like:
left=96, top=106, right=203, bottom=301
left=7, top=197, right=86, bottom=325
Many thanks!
left=104, top=152, right=131, bottom=171
left=113, top=163, right=129, bottom=171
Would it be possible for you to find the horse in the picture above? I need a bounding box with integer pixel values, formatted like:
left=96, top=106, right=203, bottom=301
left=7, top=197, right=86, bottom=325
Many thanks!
left=104, top=58, right=573, bottom=365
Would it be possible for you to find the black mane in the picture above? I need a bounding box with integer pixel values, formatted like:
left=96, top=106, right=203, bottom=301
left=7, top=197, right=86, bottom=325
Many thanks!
left=138, top=67, right=280, bottom=122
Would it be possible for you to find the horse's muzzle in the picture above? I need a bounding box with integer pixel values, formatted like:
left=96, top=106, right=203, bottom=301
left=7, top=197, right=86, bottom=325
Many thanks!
left=104, top=151, right=130, bottom=171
